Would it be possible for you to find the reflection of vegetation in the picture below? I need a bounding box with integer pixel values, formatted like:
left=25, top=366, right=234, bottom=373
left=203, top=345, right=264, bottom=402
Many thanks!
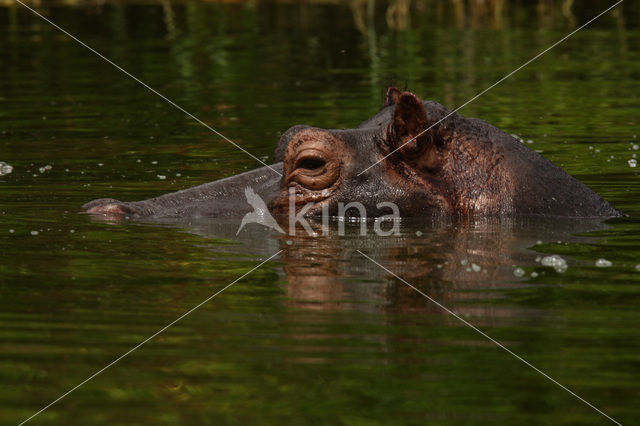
left=2, top=0, right=640, bottom=424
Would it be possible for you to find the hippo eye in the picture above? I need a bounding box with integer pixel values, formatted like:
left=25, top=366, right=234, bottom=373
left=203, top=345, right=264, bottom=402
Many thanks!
left=296, top=157, right=326, bottom=171
left=284, top=131, right=342, bottom=191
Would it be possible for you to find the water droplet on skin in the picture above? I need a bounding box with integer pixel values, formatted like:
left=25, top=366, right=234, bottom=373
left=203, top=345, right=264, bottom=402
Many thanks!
left=513, top=267, right=525, bottom=277
left=595, top=258, right=612, bottom=268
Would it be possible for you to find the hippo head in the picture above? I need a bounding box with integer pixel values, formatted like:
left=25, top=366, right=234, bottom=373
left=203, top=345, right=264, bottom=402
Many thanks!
left=269, top=88, right=480, bottom=218
left=84, top=88, right=620, bottom=220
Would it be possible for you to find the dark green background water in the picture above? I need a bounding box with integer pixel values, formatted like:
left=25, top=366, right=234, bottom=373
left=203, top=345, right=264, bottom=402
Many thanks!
left=1, top=1, right=640, bottom=424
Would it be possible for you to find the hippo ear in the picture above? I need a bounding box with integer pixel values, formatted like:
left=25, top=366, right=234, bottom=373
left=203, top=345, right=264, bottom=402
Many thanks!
left=383, top=87, right=402, bottom=108
left=388, top=92, right=431, bottom=159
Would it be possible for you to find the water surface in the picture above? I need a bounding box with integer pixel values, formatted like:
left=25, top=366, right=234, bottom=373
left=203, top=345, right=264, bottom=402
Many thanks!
left=1, top=1, right=640, bottom=424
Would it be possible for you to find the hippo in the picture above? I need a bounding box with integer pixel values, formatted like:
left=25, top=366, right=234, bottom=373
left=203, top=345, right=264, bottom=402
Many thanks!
left=83, top=88, right=622, bottom=220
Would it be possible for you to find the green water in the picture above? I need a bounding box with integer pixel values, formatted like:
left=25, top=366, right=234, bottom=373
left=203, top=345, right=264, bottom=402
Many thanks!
left=2, top=1, right=640, bottom=424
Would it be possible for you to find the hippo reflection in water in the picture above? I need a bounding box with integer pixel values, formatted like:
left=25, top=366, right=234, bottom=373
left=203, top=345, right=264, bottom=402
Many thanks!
left=84, top=88, right=622, bottom=220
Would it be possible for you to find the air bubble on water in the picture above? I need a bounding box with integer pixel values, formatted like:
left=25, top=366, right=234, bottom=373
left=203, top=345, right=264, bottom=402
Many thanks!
left=531, top=272, right=539, bottom=278
left=137, top=159, right=141, bottom=163
left=157, top=175, right=166, bottom=180
left=471, top=263, right=481, bottom=272
left=38, top=167, right=46, bottom=173
left=513, top=267, right=525, bottom=277
left=536, top=240, right=543, bottom=245
left=286, top=240, right=293, bottom=246
left=633, top=144, right=639, bottom=150
left=526, top=139, right=533, bottom=144
left=595, top=149, right=601, bottom=153
left=151, top=161, right=158, bottom=165
left=588, top=146, right=593, bottom=150
left=98, top=163, right=103, bottom=167
left=541, top=255, right=568, bottom=273
left=595, top=258, right=612, bottom=268
left=30, top=230, right=39, bottom=236
left=628, top=159, right=637, bottom=168
left=0, top=162, right=13, bottom=176
left=460, top=259, right=468, bottom=266
left=9, top=229, right=14, bottom=233
left=635, top=264, right=640, bottom=272
left=175, top=173, right=181, bottom=177
left=535, top=256, right=541, bottom=262
left=415, top=230, right=423, bottom=237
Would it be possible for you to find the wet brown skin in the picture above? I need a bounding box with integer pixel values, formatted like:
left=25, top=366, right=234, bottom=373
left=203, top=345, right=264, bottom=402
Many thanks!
left=268, top=87, right=620, bottom=219
left=85, top=87, right=621, bottom=220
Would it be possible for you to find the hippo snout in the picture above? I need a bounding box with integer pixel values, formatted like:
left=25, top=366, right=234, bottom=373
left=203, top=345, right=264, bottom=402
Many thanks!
left=83, top=198, right=139, bottom=218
